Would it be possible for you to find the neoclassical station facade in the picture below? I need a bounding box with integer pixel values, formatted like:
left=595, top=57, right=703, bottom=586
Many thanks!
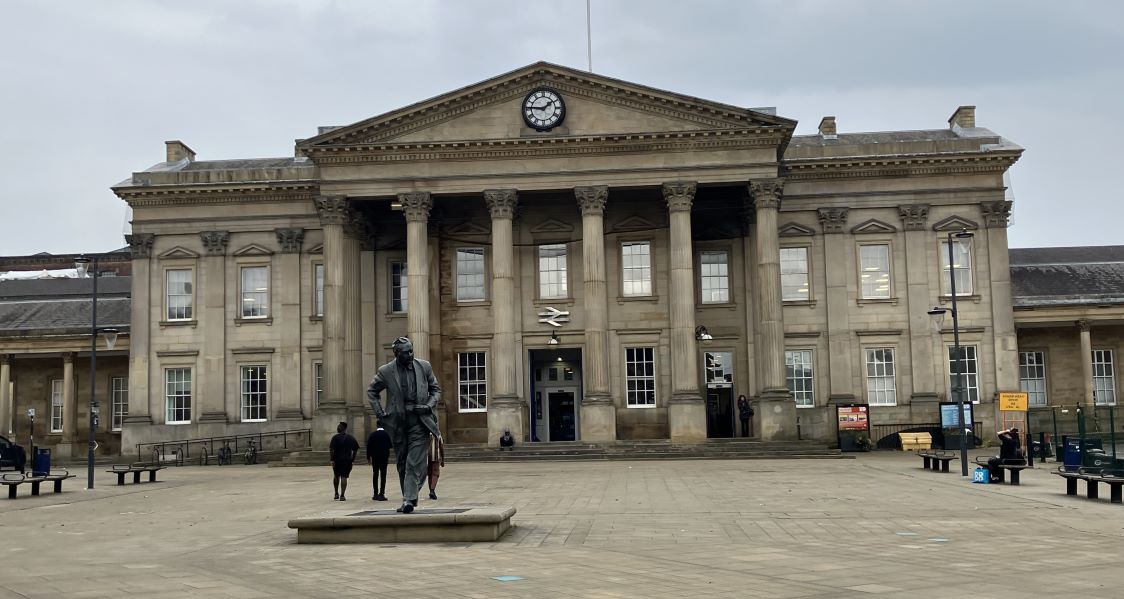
left=111, top=63, right=1026, bottom=449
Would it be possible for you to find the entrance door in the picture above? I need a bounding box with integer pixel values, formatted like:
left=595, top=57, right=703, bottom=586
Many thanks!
left=706, top=388, right=734, bottom=438
left=548, top=391, right=576, bottom=441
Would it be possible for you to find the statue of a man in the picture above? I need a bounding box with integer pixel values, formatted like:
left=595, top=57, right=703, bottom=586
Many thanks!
left=366, top=337, right=442, bottom=514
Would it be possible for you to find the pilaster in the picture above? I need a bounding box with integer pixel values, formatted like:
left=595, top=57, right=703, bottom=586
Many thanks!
left=899, top=204, right=938, bottom=401
left=199, top=231, right=229, bottom=422
left=818, top=208, right=855, bottom=403
left=124, top=233, right=154, bottom=425
left=274, top=228, right=305, bottom=420
left=400, top=192, right=433, bottom=361
left=1079, top=320, right=1094, bottom=406
left=315, top=197, right=348, bottom=414
left=485, top=189, right=524, bottom=445
left=575, top=185, right=616, bottom=441
left=0, top=354, right=11, bottom=436
left=664, top=181, right=706, bottom=442
left=342, top=217, right=365, bottom=411
left=983, top=202, right=1018, bottom=393
left=62, top=352, right=76, bottom=441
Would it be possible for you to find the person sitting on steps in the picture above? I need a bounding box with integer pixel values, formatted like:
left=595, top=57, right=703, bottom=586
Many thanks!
left=499, top=428, right=515, bottom=451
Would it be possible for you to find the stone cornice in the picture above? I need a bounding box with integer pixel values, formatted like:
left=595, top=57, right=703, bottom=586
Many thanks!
left=114, top=183, right=318, bottom=207
left=274, top=228, right=305, bottom=253
left=817, top=207, right=849, bottom=234
left=575, top=186, right=608, bottom=215
left=484, top=189, right=518, bottom=219
left=125, top=233, right=155, bottom=259
left=782, top=150, right=1021, bottom=181
left=662, top=181, right=697, bottom=212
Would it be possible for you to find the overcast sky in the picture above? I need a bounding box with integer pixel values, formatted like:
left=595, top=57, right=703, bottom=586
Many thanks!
left=1, top=0, right=1120, bottom=255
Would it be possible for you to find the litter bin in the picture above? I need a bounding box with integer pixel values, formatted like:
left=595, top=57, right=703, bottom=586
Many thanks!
left=1063, top=438, right=1104, bottom=472
left=33, top=448, right=50, bottom=476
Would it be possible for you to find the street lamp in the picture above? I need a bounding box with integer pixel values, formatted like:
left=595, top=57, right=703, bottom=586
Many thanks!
left=927, top=228, right=976, bottom=477
left=547, top=330, right=560, bottom=345
left=75, top=255, right=118, bottom=490
left=695, top=325, right=714, bottom=342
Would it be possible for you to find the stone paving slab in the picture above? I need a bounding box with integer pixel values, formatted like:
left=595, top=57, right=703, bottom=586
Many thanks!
left=0, top=450, right=1122, bottom=597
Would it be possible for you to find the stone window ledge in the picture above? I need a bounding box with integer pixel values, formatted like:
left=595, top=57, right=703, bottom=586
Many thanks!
left=617, top=296, right=660, bottom=303
left=782, top=300, right=817, bottom=308
left=856, top=298, right=899, bottom=306
left=533, top=298, right=575, bottom=307
left=235, top=317, right=273, bottom=326
left=159, top=319, right=198, bottom=328
left=309, top=315, right=323, bottom=323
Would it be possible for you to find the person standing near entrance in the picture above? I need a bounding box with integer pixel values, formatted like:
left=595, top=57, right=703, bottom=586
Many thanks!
left=329, top=421, right=359, bottom=501
left=737, top=395, right=754, bottom=438
left=366, top=420, right=392, bottom=501
left=366, top=336, right=442, bottom=514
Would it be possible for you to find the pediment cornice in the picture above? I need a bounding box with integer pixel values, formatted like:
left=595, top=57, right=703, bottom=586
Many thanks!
left=932, top=215, right=980, bottom=232
left=778, top=222, right=816, bottom=237
left=850, top=219, right=898, bottom=235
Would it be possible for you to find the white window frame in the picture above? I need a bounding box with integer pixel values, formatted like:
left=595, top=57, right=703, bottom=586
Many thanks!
left=865, top=348, right=897, bottom=406
left=391, top=260, right=408, bottom=313
left=314, top=361, right=323, bottom=408
left=165, top=268, right=194, bottom=321
left=240, top=265, right=270, bottom=319
left=313, top=263, right=324, bottom=317
left=948, top=345, right=980, bottom=403
left=858, top=243, right=892, bottom=299
left=1018, top=351, right=1048, bottom=407
left=165, top=368, right=192, bottom=425
left=620, top=241, right=653, bottom=297
left=537, top=243, right=569, bottom=300
left=1093, top=349, right=1117, bottom=406
left=940, top=238, right=974, bottom=296
left=625, top=346, right=657, bottom=408
left=240, top=365, right=268, bottom=422
left=785, top=349, right=815, bottom=408
left=455, top=248, right=486, bottom=302
left=111, top=376, right=128, bottom=432
left=780, top=246, right=810, bottom=301
left=699, top=250, right=730, bottom=304
left=50, top=379, right=63, bottom=433
left=457, top=352, right=488, bottom=413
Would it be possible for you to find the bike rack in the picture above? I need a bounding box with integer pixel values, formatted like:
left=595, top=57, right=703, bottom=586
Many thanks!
left=137, top=428, right=312, bottom=465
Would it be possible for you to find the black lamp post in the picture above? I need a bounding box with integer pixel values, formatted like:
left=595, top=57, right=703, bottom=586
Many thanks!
left=75, top=255, right=118, bottom=490
left=928, top=229, right=976, bottom=476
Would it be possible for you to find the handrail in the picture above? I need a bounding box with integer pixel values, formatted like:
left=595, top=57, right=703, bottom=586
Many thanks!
left=136, top=428, right=312, bottom=465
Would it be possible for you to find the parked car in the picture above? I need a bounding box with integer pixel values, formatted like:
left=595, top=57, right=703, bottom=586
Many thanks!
left=0, top=435, right=27, bottom=472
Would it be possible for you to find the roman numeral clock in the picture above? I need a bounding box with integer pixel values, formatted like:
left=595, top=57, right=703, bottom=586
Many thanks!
left=522, top=88, right=566, bottom=131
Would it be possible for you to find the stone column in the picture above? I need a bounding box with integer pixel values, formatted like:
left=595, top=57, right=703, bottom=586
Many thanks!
left=62, top=352, right=76, bottom=446
left=400, top=193, right=433, bottom=361
left=983, top=200, right=1019, bottom=393
left=124, top=234, right=154, bottom=426
left=819, top=208, right=854, bottom=404
left=275, top=228, right=305, bottom=420
left=1079, top=320, right=1095, bottom=406
left=899, top=205, right=938, bottom=402
left=359, top=238, right=380, bottom=428
left=199, top=231, right=229, bottom=423
left=0, top=354, right=11, bottom=436
left=576, top=186, right=616, bottom=441
left=484, top=189, right=524, bottom=445
left=663, top=182, right=706, bottom=442
left=749, top=178, right=795, bottom=440
left=342, top=217, right=365, bottom=419
left=315, top=198, right=349, bottom=415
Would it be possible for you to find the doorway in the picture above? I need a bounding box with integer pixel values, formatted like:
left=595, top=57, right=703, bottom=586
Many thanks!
left=705, top=351, right=736, bottom=438
left=548, top=391, right=577, bottom=441
left=529, top=348, right=582, bottom=442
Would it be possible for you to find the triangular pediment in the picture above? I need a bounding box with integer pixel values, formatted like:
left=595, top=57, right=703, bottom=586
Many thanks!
left=306, top=243, right=324, bottom=255
left=778, top=222, right=816, bottom=237
left=530, top=218, right=575, bottom=234
left=613, top=215, right=661, bottom=232
left=932, top=216, right=979, bottom=232
left=851, top=219, right=898, bottom=235
left=298, top=62, right=795, bottom=150
left=232, top=243, right=273, bottom=257
left=445, top=221, right=491, bottom=235
left=158, top=246, right=199, bottom=259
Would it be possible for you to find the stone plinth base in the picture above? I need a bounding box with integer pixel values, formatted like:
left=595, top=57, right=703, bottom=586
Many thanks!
left=487, top=397, right=524, bottom=447
left=668, top=396, right=706, bottom=442
left=288, top=506, right=516, bottom=544
left=580, top=397, right=616, bottom=442
left=758, top=388, right=797, bottom=440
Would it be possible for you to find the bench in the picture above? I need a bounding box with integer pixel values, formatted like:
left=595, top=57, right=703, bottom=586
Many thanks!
left=899, top=432, right=932, bottom=451
left=918, top=451, right=956, bottom=472
left=2, top=472, right=47, bottom=499
left=105, top=464, right=165, bottom=485
left=975, top=457, right=1029, bottom=485
left=1053, top=470, right=1124, bottom=504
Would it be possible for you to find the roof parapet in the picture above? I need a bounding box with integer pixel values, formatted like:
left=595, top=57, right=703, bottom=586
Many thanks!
left=165, top=140, right=196, bottom=163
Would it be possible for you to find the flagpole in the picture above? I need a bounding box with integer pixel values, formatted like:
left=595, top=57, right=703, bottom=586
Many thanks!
left=586, top=0, right=593, bottom=72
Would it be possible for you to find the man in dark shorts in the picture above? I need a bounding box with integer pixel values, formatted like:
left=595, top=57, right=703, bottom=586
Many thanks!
left=329, top=421, right=359, bottom=501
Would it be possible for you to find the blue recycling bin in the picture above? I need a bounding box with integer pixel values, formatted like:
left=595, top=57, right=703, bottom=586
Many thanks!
left=33, top=448, right=50, bottom=476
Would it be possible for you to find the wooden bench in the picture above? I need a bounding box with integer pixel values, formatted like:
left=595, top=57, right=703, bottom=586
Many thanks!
left=899, top=432, right=932, bottom=451
left=974, top=457, right=1029, bottom=485
left=105, top=464, right=165, bottom=485
left=1053, top=470, right=1124, bottom=504
left=918, top=450, right=956, bottom=472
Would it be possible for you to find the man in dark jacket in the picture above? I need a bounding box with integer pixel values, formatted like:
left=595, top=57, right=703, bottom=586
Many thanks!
left=988, top=427, right=1025, bottom=482
left=328, top=421, right=360, bottom=501
left=366, top=420, right=393, bottom=501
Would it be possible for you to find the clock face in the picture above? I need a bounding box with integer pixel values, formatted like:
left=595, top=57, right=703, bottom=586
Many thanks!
left=522, top=88, right=566, bottom=131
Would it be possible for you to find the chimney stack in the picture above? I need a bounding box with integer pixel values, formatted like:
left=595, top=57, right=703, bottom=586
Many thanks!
left=948, top=106, right=976, bottom=130
left=818, top=116, right=837, bottom=139
left=165, top=140, right=196, bottom=163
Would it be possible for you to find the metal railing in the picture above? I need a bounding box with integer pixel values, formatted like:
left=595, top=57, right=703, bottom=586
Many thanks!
left=136, top=428, right=312, bottom=465
left=871, top=422, right=982, bottom=450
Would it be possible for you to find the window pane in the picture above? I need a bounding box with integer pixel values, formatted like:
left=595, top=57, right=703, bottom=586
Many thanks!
left=700, top=251, right=730, bottom=304
left=1018, top=351, right=1047, bottom=406
left=940, top=239, right=973, bottom=296
left=391, top=261, right=408, bottom=313
left=625, top=347, right=656, bottom=407
left=111, top=377, right=129, bottom=431
left=859, top=244, right=891, bottom=299
left=241, top=266, right=269, bottom=318
left=538, top=244, right=569, bottom=299
left=785, top=350, right=815, bottom=407
left=780, top=247, right=809, bottom=300
left=622, top=242, right=653, bottom=297
left=456, top=249, right=486, bottom=301
left=314, top=264, right=324, bottom=317
left=1093, top=350, right=1116, bottom=406
left=166, top=269, right=193, bottom=320
left=865, top=348, right=896, bottom=406
left=458, top=352, right=488, bottom=412
left=314, top=362, right=323, bottom=408
left=948, top=345, right=979, bottom=403
left=50, top=379, right=64, bottom=433
left=165, top=368, right=192, bottom=424
left=240, top=365, right=268, bottom=421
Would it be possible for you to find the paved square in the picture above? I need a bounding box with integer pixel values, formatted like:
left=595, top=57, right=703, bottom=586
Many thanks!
left=1, top=451, right=1121, bottom=598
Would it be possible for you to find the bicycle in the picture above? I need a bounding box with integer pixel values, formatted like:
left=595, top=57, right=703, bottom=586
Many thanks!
left=243, top=440, right=258, bottom=465
left=217, top=443, right=232, bottom=466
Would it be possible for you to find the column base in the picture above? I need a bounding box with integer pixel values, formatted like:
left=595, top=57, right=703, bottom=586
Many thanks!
left=758, top=388, right=797, bottom=441
left=668, top=394, right=706, bottom=443
left=487, top=395, right=524, bottom=448
left=579, top=395, right=616, bottom=442
left=313, top=406, right=350, bottom=447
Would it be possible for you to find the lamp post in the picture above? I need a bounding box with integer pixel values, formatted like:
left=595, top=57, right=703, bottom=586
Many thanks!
left=927, top=229, right=975, bottom=476
left=75, top=255, right=119, bottom=490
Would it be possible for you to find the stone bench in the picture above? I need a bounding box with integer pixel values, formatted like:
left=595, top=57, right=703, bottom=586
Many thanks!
left=288, top=506, right=516, bottom=544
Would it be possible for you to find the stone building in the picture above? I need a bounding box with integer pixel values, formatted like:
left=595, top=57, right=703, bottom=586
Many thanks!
left=111, top=62, right=1028, bottom=449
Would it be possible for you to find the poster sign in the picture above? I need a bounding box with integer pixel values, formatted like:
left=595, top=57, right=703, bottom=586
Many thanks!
left=998, top=391, right=1028, bottom=412
left=837, top=405, right=869, bottom=431
left=940, top=403, right=975, bottom=430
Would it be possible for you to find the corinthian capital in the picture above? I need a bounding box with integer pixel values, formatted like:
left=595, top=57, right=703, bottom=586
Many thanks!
left=575, top=185, right=608, bottom=216
left=315, top=196, right=351, bottom=226
left=274, top=228, right=305, bottom=254
left=898, top=204, right=930, bottom=231
left=200, top=231, right=229, bottom=256
left=662, top=181, right=697, bottom=212
left=817, top=207, right=849, bottom=234
left=484, top=189, right=518, bottom=219
left=398, top=192, right=433, bottom=223
left=981, top=200, right=1013, bottom=228
left=748, top=178, right=784, bottom=210
left=125, top=233, right=155, bottom=259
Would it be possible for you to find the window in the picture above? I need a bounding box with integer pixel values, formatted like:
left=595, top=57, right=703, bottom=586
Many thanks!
left=1019, top=351, right=1047, bottom=406
left=538, top=244, right=568, bottom=299
left=50, top=379, right=63, bottom=433
left=241, top=266, right=269, bottom=318
left=457, top=352, right=487, bottom=412
left=948, top=345, right=979, bottom=403
left=858, top=244, right=891, bottom=299
left=625, top=347, right=656, bottom=407
left=704, top=351, right=733, bottom=386
left=785, top=350, right=814, bottom=407
left=1093, top=349, right=1117, bottom=406
left=314, top=362, right=323, bottom=408
left=780, top=247, right=810, bottom=301
left=313, top=263, right=324, bottom=317
left=940, top=239, right=973, bottom=296
left=456, top=248, right=486, bottom=301
left=166, top=269, right=193, bottom=320
left=865, top=348, right=897, bottom=406
left=165, top=368, right=192, bottom=424
left=699, top=250, right=730, bottom=304
left=240, top=365, right=268, bottom=422
left=391, top=261, right=408, bottom=313
left=621, top=241, right=652, bottom=297
left=111, top=377, right=128, bottom=432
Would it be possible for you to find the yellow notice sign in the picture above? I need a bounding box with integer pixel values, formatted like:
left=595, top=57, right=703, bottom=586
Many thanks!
left=999, top=392, right=1029, bottom=411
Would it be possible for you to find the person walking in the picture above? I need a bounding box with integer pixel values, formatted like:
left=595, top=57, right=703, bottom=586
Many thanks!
left=425, top=434, right=445, bottom=500
left=366, top=420, right=393, bottom=501
left=329, top=421, right=360, bottom=501
left=737, top=395, right=754, bottom=438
